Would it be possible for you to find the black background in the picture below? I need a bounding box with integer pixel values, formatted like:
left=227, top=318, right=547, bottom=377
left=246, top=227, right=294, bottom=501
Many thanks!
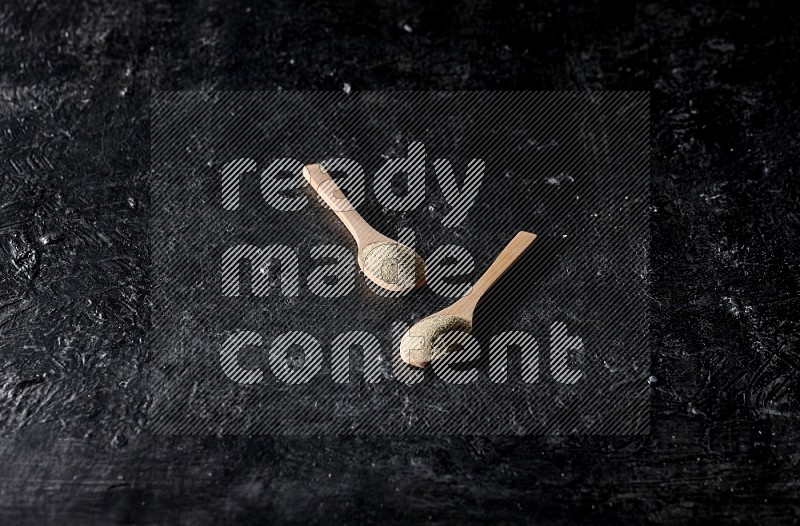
left=1, top=0, right=798, bottom=523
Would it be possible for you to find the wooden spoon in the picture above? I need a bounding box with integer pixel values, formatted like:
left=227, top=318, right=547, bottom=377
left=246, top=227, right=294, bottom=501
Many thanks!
left=400, top=231, right=537, bottom=367
left=303, top=163, right=426, bottom=292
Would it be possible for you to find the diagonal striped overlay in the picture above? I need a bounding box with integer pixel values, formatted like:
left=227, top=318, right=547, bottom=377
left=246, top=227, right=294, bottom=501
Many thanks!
left=147, top=91, right=650, bottom=435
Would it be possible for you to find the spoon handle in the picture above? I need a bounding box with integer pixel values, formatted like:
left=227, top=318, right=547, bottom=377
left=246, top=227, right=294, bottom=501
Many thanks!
left=302, top=164, right=375, bottom=246
left=462, top=231, right=537, bottom=310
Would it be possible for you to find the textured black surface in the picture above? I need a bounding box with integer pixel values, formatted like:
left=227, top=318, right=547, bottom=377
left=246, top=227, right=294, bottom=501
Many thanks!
left=0, top=0, right=798, bottom=524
